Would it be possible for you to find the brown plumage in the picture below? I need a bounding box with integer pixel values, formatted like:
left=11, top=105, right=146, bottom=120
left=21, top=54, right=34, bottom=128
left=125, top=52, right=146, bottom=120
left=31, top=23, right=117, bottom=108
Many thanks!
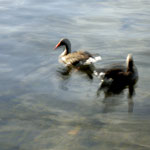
left=54, top=38, right=101, bottom=67
left=61, top=51, right=93, bottom=66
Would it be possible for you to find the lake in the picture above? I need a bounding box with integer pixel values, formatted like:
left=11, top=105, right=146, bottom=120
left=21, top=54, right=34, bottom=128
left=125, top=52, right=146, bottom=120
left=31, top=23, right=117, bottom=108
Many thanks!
left=0, top=0, right=150, bottom=150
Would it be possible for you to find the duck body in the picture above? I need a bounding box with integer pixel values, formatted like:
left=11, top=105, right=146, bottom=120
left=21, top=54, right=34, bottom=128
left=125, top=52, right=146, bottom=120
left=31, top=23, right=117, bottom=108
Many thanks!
left=97, top=54, right=138, bottom=97
left=103, top=67, right=138, bottom=87
left=59, top=51, right=93, bottom=66
left=55, top=38, right=101, bottom=67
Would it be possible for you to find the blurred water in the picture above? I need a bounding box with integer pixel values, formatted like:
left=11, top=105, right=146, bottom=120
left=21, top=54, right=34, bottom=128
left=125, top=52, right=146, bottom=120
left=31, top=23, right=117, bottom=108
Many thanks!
left=0, top=0, right=150, bottom=150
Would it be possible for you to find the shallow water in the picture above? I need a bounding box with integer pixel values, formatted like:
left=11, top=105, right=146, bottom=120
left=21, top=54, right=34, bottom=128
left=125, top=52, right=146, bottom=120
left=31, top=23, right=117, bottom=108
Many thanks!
left=0, top=0, right=150, bottom=150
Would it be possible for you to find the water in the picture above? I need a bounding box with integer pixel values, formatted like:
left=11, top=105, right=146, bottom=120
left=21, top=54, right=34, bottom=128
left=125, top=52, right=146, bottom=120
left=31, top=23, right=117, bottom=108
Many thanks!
left=0, top=0, right=150, bottom=149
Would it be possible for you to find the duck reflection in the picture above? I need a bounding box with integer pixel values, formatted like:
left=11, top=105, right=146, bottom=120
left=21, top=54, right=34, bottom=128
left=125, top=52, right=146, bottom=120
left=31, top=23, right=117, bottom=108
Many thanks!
left=96, top=54, right=138, bottom=113
left=57, top=66, right=72, bottom=78
left=56, top=64, right=95, bottom=91
left=57, top=64, right=95, bottom=80
left=98, top=84, right=135, bottom=113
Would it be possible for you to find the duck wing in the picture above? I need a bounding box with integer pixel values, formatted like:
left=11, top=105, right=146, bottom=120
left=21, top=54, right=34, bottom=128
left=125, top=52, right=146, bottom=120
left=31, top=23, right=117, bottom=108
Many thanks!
left=63, top=51, right=92, bottom=66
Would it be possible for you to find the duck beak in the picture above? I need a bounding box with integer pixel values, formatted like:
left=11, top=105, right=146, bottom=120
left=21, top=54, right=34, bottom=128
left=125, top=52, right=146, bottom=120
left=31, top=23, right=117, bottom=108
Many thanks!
left=54, top=42, right=61, bottom=50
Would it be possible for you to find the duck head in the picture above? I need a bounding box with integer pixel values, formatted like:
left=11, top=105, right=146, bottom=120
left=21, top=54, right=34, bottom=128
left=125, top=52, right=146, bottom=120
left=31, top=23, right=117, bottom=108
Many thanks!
left=54, top=38, right=71, bottom=53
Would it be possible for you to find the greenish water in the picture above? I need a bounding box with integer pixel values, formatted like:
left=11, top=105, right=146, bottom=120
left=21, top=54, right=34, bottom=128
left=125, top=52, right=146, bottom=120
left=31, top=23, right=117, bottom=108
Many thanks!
left=0, top=0, right=150, bottom=150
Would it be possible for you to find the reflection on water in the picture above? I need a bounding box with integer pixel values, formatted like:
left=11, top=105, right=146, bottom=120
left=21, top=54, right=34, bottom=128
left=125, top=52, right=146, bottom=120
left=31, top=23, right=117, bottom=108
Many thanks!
left=0, top=0, right=150, bottom=149
left=56, top=65, right=95, bottom=91
left=57, top=65, right=94, bottom=80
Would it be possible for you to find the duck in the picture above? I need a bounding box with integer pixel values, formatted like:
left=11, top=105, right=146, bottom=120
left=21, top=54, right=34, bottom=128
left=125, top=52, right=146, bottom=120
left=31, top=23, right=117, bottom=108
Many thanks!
left=96, top=54, right=138, bottom=97
left=54, top=38, right=101, bottom=67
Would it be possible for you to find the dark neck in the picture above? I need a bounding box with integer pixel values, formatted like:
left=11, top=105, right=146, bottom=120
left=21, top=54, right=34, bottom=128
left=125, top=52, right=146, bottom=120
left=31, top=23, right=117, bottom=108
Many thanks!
left=65, top=42, right=71, bottom=54
left=127, top=60, right=134, bottom=72
left=61, top=43, right=71, bottom=56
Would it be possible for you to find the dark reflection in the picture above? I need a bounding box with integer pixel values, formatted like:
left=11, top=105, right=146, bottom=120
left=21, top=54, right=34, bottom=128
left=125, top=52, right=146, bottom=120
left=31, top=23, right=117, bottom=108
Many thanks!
left=77, top=64, right=95, bottom=79
left=101, top=96, right=123, bottom=113
left=56, top=67, right=72, bottom=91
left=97, top=83, right=135, bottom=113
left=56, top=65, right=95, bottom=91
left=57, top=64, right=95, bottom=80
left=57, top=66, right=72, bottom=78
left=128, top=97, right=134, bottom=113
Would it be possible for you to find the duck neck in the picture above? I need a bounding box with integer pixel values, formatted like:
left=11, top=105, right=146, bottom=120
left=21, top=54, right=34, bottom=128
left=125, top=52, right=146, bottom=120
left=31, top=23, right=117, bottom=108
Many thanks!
left=127, top=60, right=134, bottom=72
left=61, top=43, right=71, bottom=56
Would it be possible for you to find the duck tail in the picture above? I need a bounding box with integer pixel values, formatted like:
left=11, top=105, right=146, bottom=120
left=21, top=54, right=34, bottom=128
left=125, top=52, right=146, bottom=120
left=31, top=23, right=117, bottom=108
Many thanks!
left=85, top=55, right=102, bottom=64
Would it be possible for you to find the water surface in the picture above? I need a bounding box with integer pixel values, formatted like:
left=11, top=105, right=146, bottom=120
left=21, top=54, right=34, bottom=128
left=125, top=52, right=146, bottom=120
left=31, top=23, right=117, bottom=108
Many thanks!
left=0, top=0, right=150, bottom=150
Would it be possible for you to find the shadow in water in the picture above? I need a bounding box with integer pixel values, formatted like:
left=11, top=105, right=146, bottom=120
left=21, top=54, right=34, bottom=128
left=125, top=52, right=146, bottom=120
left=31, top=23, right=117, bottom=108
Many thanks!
left=57, top=65, right=95, bottom=80
left=97, top=80, right=136, bottom=113
left=57, top=66, right=72, bottom=79
left=97, top=81, right=136, bottom=98
left=56, top=65, right=94, bottom=91
left=56, top=67, right=72, bottom=91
